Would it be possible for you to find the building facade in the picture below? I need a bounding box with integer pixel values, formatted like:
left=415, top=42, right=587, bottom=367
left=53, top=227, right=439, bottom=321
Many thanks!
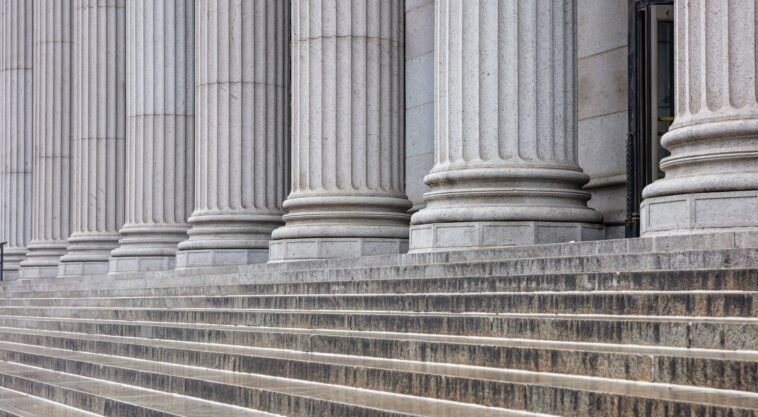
left=0, top=0, right=756, bottom=279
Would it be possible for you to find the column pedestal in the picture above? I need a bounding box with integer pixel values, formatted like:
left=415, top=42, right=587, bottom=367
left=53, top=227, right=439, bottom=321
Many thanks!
left=409, top=0, right=602, bottom=253
left=268, top=0, right=412, bottom=262
left=641, top=0, right=758, bottom=236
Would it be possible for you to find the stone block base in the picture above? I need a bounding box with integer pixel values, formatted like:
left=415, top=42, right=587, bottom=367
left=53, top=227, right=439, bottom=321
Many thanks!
left=269, top=238, right=409, bottom=263
left=175, top=248, right=269, bottom=269
left=57, top=260, right=110, bottom=278
left=18, top=265, right=59, bottom=279
left=109, top=256, right=177, bottom=274
left=641, top=190, right=758, bottom=237
left=409, top=221, right=605, bottom=253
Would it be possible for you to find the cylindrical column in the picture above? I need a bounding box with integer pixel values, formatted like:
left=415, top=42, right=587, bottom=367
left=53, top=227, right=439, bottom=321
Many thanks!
left=110, top=0, right=194, bottom=273
left=58, top=0, right=126, bottom=277
left=175, top=0, right=289, bottom=268
left=0, top=0, right=33, bottom=280
left=641, top=0, right=758, bottom=236
left=19, top=0, right=75, bottom=279
left=409, top=0, right=603, bottom=252
left=268, top=0, right=411, bottom=262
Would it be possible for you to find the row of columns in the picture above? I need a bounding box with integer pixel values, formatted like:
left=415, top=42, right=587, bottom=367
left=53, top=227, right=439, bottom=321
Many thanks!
left=1, top=0, right=756, bottom=279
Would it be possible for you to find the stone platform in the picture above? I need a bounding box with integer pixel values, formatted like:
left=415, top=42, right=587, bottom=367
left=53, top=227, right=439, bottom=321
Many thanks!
left=0, top=231, right=755, bottom=416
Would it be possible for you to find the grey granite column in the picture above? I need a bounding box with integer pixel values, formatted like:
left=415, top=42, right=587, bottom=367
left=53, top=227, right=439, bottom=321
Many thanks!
left=641, top=0, right=758, bottom=236
left=268, top=0, right=412, bottom=262
left=0, top=0, right=33, bottom=280
left=109, top=0, right=194, bottom=273
left=409, top=0, right=603, bottom=252
left=175, top=0, right=289, bottom=268
left=19, top=0, right=74, bottom=279
left=58, top=0, right=126, bottom=277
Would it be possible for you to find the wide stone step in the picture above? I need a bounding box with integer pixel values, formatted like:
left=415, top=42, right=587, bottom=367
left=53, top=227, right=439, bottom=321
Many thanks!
left=0, top=361, right=282, bottom=417
left=0, top=340, right=754, bottom=417
left=0, top=325, right=754, bottom=393
left=5, top=269, right=758, bottom=300
left=0, top=342, right=552, bottom=417
left=0, top=310, right=754, bottom=350
left=5, top=247, right=758, bottom=298
left=1, top=291, right=754, bottom=317
left=0, top=386, right=103, bottom=417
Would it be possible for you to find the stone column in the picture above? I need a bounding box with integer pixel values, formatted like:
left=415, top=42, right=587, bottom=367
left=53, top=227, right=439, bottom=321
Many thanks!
left=268, top=0, right=412, bottom=262
left=19, top=0, right=74, bottom=279
left=109, top=0, right=194, bottom=273
left=175, top=0, right=289, bottom=268
left=641, top=0, right=758, bottom=236
left=58, top=0, right=126, bottom=277
left=409, top=0, right=603, bottom=252
left=0, top=0, right=33, bottom=280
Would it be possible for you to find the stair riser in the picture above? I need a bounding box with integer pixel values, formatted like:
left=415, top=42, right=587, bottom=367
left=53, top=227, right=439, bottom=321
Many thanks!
left=0, top=350, right=754, bottom=417
left=2, top=293, right=754, bottom=317
left=0, top=313, right=753, bottom=350
left=6, top=249, right=758, bottom=297
left=1, top=331, right=755, bottom=392
left=5, top=270, right=758, bottom=300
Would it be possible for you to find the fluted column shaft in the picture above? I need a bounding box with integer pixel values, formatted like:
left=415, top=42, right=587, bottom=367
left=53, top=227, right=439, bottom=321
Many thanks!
left=641, top=0, right=758, bottom=236
left=268, top=0, right=411, bottom=262
left=176, top=0, right=289, bottom=268
left=59, top=0, right=126, bottom=277
left=110, top=0, right=194, bottom=273
left=0, top=0, right=33, bottom=280
left=409, top=0, right=602, bottom=252
left=20, top=0, right=74, bottom=279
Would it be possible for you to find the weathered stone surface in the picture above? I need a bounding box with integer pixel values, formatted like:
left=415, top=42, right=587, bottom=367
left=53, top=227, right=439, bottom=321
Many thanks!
left=0, top=0, right=33, bottom=281
left=269, top=0, right=413, bottom=262
left=642, top=0, right=758, bottom=236
left=58, top=0, right=127, bottom=277
left=109, top=0, right=195, bottom=273
left=176, top=0, right=290, bottom=269
left=409, top=0, right=603, bottom=252
left=19, top=0, right=75, bottom=279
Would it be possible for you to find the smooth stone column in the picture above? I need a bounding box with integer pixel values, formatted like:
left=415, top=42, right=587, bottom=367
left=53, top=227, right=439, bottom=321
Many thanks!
left=19, top=0, right=75, bottom=279
left=641, top=0, right=758, bottom=236
left=409, top=0, right=603, bottom=252
left=0, top=0, right=33, bottom=280
left=58, top=0, right=126, bottom=277
left=109, top=0, right=194, bottom=273
left=268, top=0, right=412, bottom=262
left=175, top=0, right=289, bottom=268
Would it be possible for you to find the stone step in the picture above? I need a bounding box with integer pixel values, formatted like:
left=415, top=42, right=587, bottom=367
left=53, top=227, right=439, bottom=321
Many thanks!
left=0, top=340, right=753, bottom=417
left=0, top=290, right=755, bottom=317
left=6, top=269, right=758, bottom=300
left=0, top=309, right=754, bottom=350
left=0, top=386, right=103, bottom=417
left=0, top=361, right=283, bottom=417
left=0, top=342, right=552, bottom=417
left=5, top=247, right=758, bottom=297
left=0, top=325, right=754, bottom=393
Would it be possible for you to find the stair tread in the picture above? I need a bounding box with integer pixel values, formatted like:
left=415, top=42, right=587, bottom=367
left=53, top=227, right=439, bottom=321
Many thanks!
left=0, top=342, right=552, bottom=417
left=0, top=386, right=102, bottom=417
left=0, top=361, right=283, bottom=417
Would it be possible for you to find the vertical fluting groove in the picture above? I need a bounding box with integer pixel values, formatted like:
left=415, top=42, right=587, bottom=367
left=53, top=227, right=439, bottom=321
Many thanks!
left=178, top=0, right=290, bottom=254
left=21, top=0, right=75, bottom=274
left=111, top=0, right=194, bottom=266
left=60, top=0, right=126, bottom=270
left=0, top=0, right=33, bottom=275
left=410, top=0, right=601, bottom=239
left=270, top=0, right=410, bottom=260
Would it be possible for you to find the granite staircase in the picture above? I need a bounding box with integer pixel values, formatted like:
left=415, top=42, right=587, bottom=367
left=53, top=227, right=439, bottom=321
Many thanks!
left=0, top=232, right=755, bottom=416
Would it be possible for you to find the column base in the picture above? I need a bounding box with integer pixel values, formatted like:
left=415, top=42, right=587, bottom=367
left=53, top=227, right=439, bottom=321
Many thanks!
left=175, top=248, right=269, bottom=269
left=108, top=255, right=177, bottom=274
left=1, top=248, right=27, bottom=281
left=268, top=237, right=408, bottom=263
left=19, top=242, right=68, bottom=279
left=57, top=259, right=110, bottom=278
left=409, top=221, right=605, bottom=253
left=18, top=265, right=59, bottom=279
left=641, top=190, right=758, bottom=237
